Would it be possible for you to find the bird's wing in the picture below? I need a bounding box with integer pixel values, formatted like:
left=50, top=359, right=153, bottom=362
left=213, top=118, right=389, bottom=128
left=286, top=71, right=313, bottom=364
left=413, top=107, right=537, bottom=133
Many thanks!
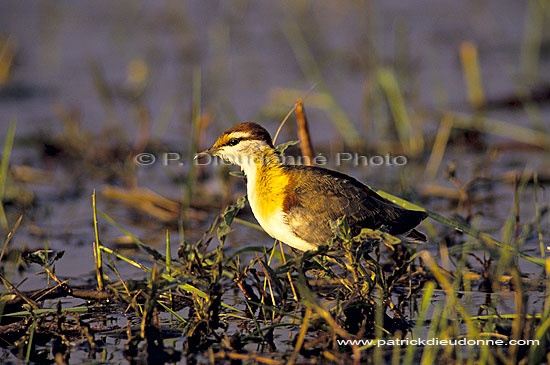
left=281, top=165, right=426, bottom=246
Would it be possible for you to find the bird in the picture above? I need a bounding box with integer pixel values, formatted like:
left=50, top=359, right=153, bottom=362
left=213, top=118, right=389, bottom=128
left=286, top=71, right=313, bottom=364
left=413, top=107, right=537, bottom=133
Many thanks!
left=196, top=122, right=427, bottom=251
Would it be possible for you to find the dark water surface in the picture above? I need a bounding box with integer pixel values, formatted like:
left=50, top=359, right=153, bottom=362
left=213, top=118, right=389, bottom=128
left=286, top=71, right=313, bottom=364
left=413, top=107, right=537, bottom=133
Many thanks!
left=0, top=0, right=549, bottom=362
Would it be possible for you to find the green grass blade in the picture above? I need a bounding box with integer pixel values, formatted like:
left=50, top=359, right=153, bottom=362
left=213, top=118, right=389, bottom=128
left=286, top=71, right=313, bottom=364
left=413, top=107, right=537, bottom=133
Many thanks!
left=375, top=188, right=544, bottom=265
left=99, top=245, right=242, bottom=313
left=25, top=320, right=36, bottom=362
left=97, top=209, right=164, bottom=261
left=166, top=230, right=171, bottom=273
left=157, top=300, right=186, bottom=324
left=233, top=217, right=264, bottom=231
left=184, top=67, right=202, bottom=217
left=460, top=42, right=485, bottom=109
left=92, top=190, right=104, bottom=290
left=376, top=68, right=419, bottom=154
left=0, top=117, right=16, bottom=231
left=449, top=111, right=549, bottom=148
left=2, top=306, right=88, bottom=318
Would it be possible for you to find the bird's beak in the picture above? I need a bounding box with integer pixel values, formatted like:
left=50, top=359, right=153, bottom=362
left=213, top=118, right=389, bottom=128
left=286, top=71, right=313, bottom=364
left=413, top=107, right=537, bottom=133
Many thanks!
left=194, top=147, right=217, bottom=161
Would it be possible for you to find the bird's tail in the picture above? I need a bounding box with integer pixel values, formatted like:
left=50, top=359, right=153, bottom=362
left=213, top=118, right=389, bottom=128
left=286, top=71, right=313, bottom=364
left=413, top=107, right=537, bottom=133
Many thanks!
left=395, top=229, right=427, bottom=244
left=406, top=228, right=427, bottom=242
left=386, top=208, right=427, bottom=234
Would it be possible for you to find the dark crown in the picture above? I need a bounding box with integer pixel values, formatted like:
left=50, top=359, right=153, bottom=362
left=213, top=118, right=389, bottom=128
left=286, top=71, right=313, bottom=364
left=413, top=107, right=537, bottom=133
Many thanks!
left=223, top=122, right=274, bottom=147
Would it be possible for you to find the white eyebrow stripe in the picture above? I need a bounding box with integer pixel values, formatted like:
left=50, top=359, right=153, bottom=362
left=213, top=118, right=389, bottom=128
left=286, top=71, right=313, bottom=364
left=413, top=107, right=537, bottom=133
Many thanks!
left=227, top=131, right=251, bottom=139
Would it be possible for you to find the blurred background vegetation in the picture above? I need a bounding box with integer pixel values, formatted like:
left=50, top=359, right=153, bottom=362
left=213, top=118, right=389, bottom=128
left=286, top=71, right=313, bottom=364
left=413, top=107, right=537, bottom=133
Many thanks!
left=0, top=0, right=550, bottom=363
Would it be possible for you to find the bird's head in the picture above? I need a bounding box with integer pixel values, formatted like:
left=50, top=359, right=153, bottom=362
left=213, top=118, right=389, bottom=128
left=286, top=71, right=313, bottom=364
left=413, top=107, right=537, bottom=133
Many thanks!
left=195, top=122, right=275, bottom=166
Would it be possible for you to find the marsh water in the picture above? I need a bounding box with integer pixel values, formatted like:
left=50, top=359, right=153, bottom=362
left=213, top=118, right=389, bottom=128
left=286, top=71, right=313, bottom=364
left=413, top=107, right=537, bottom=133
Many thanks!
left=1, top=0, right=549, bottom=363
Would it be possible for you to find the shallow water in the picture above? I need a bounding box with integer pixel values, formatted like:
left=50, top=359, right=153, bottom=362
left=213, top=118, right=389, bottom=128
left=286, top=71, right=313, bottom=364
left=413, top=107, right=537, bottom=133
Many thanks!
left=0, top=0, right=549, bottom=363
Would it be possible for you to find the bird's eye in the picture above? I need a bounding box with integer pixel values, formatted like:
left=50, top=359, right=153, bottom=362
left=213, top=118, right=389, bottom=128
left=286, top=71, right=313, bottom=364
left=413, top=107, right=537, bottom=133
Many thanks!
left=227, top=138, right=240, bottom=146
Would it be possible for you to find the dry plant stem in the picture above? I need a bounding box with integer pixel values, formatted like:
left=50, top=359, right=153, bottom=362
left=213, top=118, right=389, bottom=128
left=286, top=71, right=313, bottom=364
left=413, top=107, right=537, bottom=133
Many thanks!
left=71, top=288, right=113, bottom=300
left=424, top=113, right=453, bottom=180
left=0, top=36, right=17, bottom=85
left=0, top=214, right=22, bottom=263
left=42, top=264, right=62, bottom=285
left=132, top=104, right=151, bottom=156
left=533, top=173, right=546, bottom=264
left=510, top=270, right=524, bottom=362
left=449, top=173, right=472, bottom=218
left=295, top=100, right=315, bottom=166
left=460, top=41, right=485, bottom=109
left=288, top=307, right=311, bottom=365
left=10, top=281, right=68, bottom=306
left=0, top=272, right=39, bottom=310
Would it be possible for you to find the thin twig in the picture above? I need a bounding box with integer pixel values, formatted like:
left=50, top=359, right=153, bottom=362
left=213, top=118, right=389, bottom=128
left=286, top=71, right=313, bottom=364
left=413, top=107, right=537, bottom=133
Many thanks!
left=273, top=83, right=318, bottom=145
left=288, top=307, right=311, bottom=365
left=0, top=272, right=39, bottom=310
left=92, top=190, right=104, bottom=290
left=0, top=214, right=22, bottom=264
left=279, top=241, right=297, bottom=301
